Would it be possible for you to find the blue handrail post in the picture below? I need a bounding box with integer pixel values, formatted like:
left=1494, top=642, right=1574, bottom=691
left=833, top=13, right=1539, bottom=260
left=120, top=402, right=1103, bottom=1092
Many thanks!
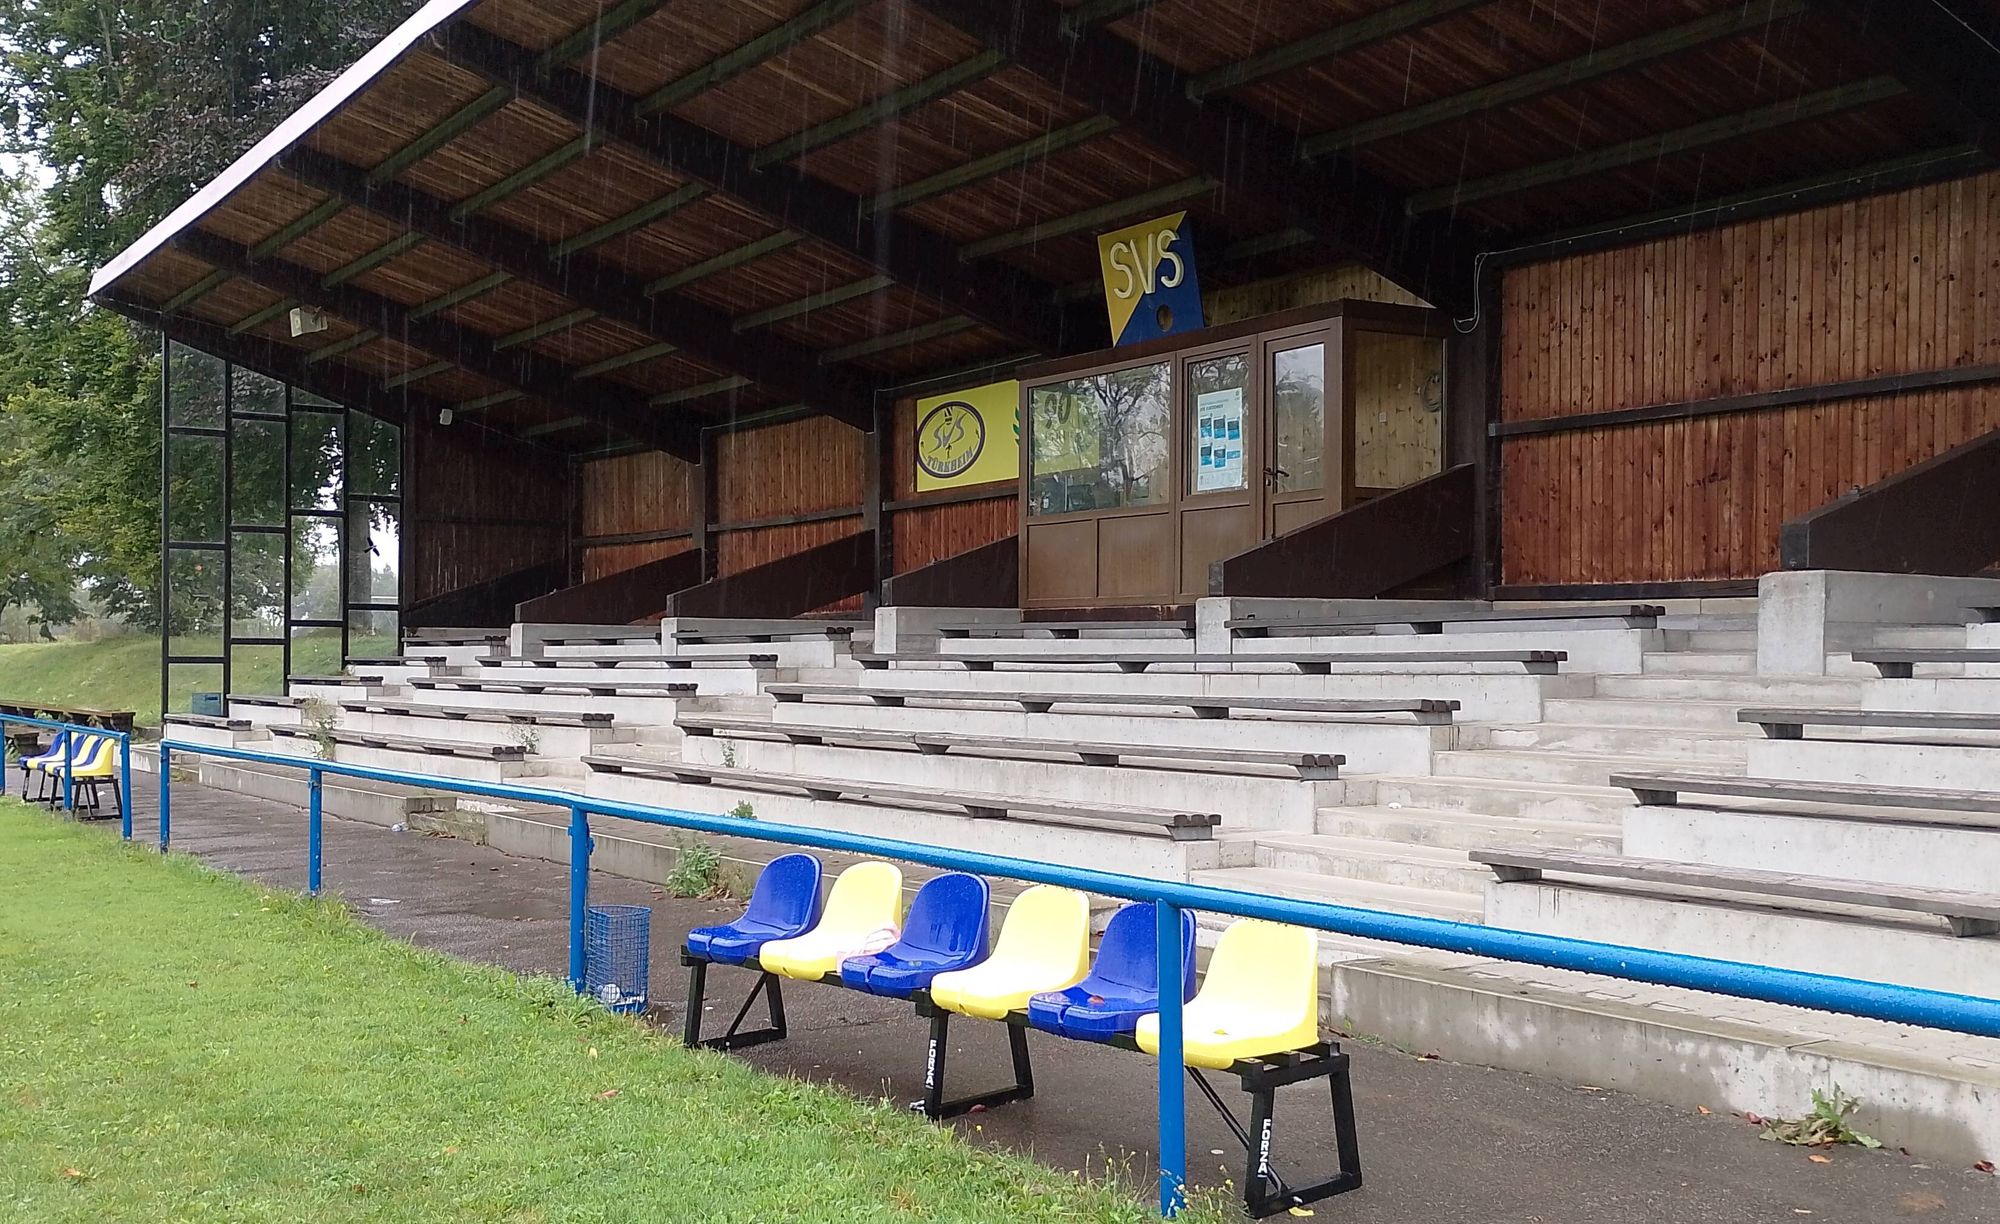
left=119, top=736, right=133, bottom=841
left=1, top=716, right=9, bottom=798
left=61, top=732, right=73, bottom=812
left=157, top=744, right=172, bottom=853
left=567, top=803, right=592, bottom=993
left=1156, top=899, right=1187, bottom=1217
left=307, top=766, right=324, bottom=896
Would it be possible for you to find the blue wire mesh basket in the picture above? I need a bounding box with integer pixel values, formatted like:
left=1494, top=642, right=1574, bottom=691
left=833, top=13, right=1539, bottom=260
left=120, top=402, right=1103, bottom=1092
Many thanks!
left=584, top=904, right=651, bottom=1015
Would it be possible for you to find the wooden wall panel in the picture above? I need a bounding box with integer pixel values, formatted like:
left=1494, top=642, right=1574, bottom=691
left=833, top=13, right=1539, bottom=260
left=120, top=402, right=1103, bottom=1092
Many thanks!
left=582, top=539, right=694, bottom=583
left=580, top=451, right=694, bottom=539
left=1207, top=263, right=1425, bottom=326
left=1500, top=171, right=2000, bottom=586
left=408, top=420, right=568, bottom=603
left=715, top=415, right=863, bottom=522
left=893, top=497, right=1018, bottom=573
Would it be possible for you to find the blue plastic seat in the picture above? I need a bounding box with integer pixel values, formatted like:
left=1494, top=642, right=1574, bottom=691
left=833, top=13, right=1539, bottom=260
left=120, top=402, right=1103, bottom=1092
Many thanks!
left=685, top=853, right=823, bottom=966
left=19, top=732, right=70, bottom=802
left=1026, top=903, right=1196, bottom=1042
left=839, top=872, right=990, bottom=999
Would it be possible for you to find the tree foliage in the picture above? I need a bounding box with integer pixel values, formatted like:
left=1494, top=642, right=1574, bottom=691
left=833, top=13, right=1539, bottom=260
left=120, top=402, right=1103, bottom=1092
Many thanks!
left=0, top=0, right=420, bottom=628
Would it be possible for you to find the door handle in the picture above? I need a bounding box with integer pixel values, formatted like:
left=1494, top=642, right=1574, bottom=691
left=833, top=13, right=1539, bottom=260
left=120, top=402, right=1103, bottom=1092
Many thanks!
left=1263, top=466, right=1289, bottom=488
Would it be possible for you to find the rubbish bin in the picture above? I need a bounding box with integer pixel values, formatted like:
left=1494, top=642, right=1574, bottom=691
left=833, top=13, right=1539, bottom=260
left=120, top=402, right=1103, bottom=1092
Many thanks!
left=192, top=692, right=225, bottom=718
left=584, top=904, right=651, bottom=1015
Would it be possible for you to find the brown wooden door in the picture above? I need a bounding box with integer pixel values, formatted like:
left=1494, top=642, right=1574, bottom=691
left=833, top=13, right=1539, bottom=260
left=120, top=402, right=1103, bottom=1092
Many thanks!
left=1175, top=346, right=1256, bottom=597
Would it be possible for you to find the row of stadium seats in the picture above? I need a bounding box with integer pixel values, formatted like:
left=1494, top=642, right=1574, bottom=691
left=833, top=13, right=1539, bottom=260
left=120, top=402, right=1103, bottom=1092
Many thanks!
left=14, top=731, right=123, bottom=816
left=678, top=853, right=1362, bottom=1217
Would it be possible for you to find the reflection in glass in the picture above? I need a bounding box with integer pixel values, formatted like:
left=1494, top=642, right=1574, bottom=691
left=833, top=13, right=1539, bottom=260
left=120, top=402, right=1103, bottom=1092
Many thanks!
left=1028, top=361, right=1171, bottom=517
left=167, top=433, right=225, bottom=543
left=1352, top=331, right=1444, bottom=490
left=347, top=502, right=401, bottom=607
left=348, top=609, right=401, bottom=660
left=230, top=532, right=286, bottom=640
left=167, top=343, right=224, bottom=429
left=1186, top=353, right=1249, bottom=495
left=348, top=412, right=401, bottom=497
left=1272, top=344, right=1326, bottom=494
left=231, top=367, right=284, bottom=417
left=290, top=408, right=343, bottom=511
left=232, top=418, right=285, bottom=527
left=167, top=548, right=225, bottom=657
left=229, top=645, right=286, bottom=697
left=291, top=516, right=342, bottom=622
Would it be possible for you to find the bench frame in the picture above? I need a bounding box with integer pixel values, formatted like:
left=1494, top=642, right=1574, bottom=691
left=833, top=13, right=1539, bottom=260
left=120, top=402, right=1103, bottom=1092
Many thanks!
left=768, top=684, right=1457, bottom=723
left=678, top=947, right=1361, bottom=1217
left=1228, top=604, right=1662, bottom=637
left=864, top=650, right=1563, bottom=675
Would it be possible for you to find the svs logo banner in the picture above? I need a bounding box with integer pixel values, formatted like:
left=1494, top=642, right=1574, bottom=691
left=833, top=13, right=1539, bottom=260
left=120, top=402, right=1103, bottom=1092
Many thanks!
left=1097, top=212, right=1204, bottom=346
left=914, top=379, right=1021, bottom=493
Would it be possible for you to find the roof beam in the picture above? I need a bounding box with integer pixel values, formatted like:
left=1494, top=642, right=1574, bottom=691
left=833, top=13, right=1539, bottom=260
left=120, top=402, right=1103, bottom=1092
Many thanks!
left=430, top=20, right=1084, bottom=355
left=905, top=0, right=1480, bottom=315
left=637, top=0, right=872, bottom=115
left=1410, top=75, right=1906, bottom=212
left=1810, top=0, right=2000, bottom=161
left=748, top=51, right=1006, bottom=170
left=1306, top=0, right=1810, bottom=156
left=172, top=228, right=702, bottom=460
left=276, top=147, right=879, bottom=431
left=1186, top=0, right=1488, bottom=100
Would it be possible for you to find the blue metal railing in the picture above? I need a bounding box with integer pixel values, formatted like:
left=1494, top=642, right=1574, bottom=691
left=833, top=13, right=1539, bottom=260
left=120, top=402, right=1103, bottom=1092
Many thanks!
left=3, top=714, right=134, bottom=836
left=153, top=738, right=2000, bottom=1217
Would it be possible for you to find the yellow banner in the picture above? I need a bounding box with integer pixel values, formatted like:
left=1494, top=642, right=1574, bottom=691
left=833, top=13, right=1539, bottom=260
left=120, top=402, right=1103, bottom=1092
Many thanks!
left=914, top=380, right=1020, bottom=492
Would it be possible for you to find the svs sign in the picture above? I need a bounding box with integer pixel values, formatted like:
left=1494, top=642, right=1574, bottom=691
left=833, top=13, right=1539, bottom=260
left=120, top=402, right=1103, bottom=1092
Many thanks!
left=1097, top=211, right=1204, bottom=346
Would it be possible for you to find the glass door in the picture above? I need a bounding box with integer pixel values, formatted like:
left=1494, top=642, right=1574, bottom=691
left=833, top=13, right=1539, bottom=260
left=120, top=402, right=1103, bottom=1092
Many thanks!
left=1262, top=332, right=1337, bottom=538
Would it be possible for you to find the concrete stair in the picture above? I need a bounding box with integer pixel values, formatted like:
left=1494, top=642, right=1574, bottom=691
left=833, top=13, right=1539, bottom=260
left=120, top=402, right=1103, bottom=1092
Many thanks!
left=1356, top=773, right=1638, bottom=824
left=1431, top=748, right=1734, bottom=787
left=1314, top=803, right=1622, bottom=854
left=1541, top=696, right=1756, bottom=731
left=1639, top=650, right=1754, bottom=675
left=1191, top=865, right=1481, bottom=924
left=1465, top=721, right=1754, bottom=760
left=1241, top=832, right=1489, bottom=895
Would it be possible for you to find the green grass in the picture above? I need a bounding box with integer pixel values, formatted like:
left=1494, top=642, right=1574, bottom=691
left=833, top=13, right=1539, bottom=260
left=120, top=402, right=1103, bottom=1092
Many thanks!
left=0, top=634, right=352, bottom=726
left=0, top=804, right=1221, bottom=1223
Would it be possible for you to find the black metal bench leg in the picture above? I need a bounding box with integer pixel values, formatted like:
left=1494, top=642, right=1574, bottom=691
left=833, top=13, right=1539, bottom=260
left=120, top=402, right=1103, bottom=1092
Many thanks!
left=915, top=1009, right=1036, bottom=1120
left=682, top=956, right=789, bottom=1052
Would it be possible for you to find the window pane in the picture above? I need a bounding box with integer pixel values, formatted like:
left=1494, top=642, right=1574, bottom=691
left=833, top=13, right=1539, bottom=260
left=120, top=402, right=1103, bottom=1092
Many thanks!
left=229, top=644, right=285, bottom=698
left=230, top=532, right=286, bottom=640
left=290, top=626, right=344, bottom=678
left=1027, top=362, right=1171, bottom=517
left=166, top=663, right=225, bottom=718
left=347, top=502, right=401, bottom=607
left=231, top=418, right=286, bottom=527
left=231, top=367, right=284, bottom=417
left=348, top=411, right=401, bottom=496
left=290, top=516, right=342, bottom=622
left=347, top=609, right=400, bottom=660
left=1272, top=344, right=1326, bottom=494
left=1352, top=331, right=1444, bottom=490
left=166, top=548, right=224, bottom=659
left=167, top=343, right=224, bottom=429
left=1187, top=353, right=1248, bottom=495
left=290, top=408, right=343, bottom=511
left=166, top=433, right=225, bottom=543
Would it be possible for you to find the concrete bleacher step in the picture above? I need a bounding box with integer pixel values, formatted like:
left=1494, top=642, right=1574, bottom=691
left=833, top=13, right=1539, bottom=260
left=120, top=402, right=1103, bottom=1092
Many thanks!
left=1485, top=873, right=2000, bottom=996
left=1664, top=628, right=1757, bottom=652
left=169, top=751, right=462, bottom=829
left=1431, top=748, right=1739, bottom=787
left=1465, top=721, right=1754, bottom=760
left=264, top=728, right=536, bottom=783
left=1315, top=803, right=1622, bottom=853
left=1241, top=833, right=1489, bottom=894
left=1356, top=774, right=1638, bottom=823
left=1590, top=674, right=1867, bottom=703
left=1639, top=651, right=1755, bottom=675
left=1624, top=802, right=2000, bottom=896
left=1541, top=696, right=1761, bottom=732
left=1191, top=866, right=1482, bottom=924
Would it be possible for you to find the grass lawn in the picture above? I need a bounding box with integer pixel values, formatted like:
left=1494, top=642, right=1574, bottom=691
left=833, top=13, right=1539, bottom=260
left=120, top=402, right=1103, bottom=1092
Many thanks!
left=0, top=634, right=351, bottom=726
left=0, top=803, right=1221, bottom=1223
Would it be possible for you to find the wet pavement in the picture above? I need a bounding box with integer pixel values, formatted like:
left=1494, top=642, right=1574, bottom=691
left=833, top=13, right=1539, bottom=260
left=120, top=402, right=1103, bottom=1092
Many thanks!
left=76, top=774, right=2000, bottom=1222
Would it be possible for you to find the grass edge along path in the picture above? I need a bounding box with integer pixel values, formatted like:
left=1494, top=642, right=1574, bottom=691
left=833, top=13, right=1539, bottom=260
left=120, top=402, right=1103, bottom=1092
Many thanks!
left=0, top=803, right=1231, bottom=1223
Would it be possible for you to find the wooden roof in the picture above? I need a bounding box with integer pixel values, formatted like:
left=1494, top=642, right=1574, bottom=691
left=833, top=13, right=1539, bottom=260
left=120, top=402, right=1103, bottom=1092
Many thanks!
left=91, top=0, right=2000, bottom=458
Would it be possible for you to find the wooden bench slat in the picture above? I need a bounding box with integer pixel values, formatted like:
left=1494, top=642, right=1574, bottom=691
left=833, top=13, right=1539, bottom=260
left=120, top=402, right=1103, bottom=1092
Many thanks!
left=862, top=650, right=1563, bottom=673
left=269, top=725, right=527, bottom=761
left=581, top=756, right=1217, bottom=840
left=1739, top=707, right=2000, bottom=739
left=1612, top=771, right=2000, bottom=815
left=164, top=714, right=252, bottom=731
left=937, top=620, right=1194, bottom=639
left=289, top=674, right=385, bottom=686
left=676, top=716, right=1343, bottom=778
left=1228, top=605, right=1663, bottom=636
left=411, top=678, right=697, bottom=697
left=766, top=683, right=1456, bottom=719
left=0, top=700, right=138, bottom=732
left=478, top=654, right=777, bottom=669
left=1472, top=847, right=2000, bottom=935
left=340, top=700, right=615, bottom=727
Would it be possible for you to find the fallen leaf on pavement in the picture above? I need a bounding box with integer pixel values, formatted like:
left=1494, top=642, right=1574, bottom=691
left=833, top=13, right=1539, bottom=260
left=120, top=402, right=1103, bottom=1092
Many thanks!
left=1898, top=1191, right=1947, bottom=1214
left=1808, top=1155, right=1831, bottom=1165
left=1973, top=1161, right=1995, bottom=1175
left=1697, top=1106, right=1712, bottom=1116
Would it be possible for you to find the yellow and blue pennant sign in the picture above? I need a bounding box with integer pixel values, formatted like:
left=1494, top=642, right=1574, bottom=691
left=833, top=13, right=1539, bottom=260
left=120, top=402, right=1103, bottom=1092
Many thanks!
left=914, top=380, right=1021, bottom=492
left=1097, top=211, right=1204, bottom=346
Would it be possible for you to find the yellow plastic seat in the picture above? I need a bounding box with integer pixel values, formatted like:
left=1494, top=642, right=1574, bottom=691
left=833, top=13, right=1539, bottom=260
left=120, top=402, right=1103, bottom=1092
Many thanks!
left=928, top=885, right=1091, bottom=1020
left=1137, top=919, right=1320, bottom=1070
left=757, top=861, right=904, bottom=982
